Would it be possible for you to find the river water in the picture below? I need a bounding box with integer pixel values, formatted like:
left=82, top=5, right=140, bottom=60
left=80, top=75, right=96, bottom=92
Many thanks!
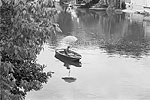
left=26, top=7, right=150, bottom=100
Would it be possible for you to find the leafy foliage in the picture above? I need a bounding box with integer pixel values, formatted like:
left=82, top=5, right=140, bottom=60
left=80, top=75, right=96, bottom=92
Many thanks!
left=79, top=0, right=100, bottom=8
left=0, top=0, right=57, bottom=99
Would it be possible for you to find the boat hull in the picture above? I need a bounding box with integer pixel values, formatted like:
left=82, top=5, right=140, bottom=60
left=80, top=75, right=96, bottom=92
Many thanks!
left=55, top=54, right=82, bottom=67
left=55, top=49, right=81, bottom=62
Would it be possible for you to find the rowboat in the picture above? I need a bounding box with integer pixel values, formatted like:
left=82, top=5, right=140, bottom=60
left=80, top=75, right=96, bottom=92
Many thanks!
left=55, top=53, right=82, bottom=67
left=55, top=49, right=82, bottom=62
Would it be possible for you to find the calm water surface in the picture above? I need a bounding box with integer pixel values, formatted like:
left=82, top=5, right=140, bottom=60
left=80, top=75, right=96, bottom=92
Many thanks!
left=26, top=7, right=150, bottom=100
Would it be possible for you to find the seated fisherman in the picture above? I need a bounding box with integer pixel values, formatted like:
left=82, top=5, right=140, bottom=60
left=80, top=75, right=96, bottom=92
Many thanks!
left=64, top=46, right=71, bottom=55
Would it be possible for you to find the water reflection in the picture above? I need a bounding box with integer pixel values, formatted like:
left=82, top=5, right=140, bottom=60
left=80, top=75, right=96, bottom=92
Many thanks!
left=55, top=52, right=82, bottom=83
left=73, top=8, right=150, bottom=58
left=53, top=1, right=150, bottom=59
left=25, top=6, right=150, bottom=100
left=76, top=8, right=101, bottom=27
left=51, top=6, right=150, bottom=58
left=99, top=16, right=150, bottom=58
left=56, top=11, right=73, bottom=35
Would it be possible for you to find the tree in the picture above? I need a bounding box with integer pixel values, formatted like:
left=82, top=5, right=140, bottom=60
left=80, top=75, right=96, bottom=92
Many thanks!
left=0, top=0, right=58, bottom=99
left=79, top=0, right=122, bottom=9
left=79, top=0, right=100, bottom=8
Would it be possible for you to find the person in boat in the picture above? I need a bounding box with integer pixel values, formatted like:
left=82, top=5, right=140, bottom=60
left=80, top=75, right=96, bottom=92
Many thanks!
left=64, top=46, right=71, bottom=55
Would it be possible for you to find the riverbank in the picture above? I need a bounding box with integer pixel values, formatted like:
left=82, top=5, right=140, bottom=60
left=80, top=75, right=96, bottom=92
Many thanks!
left=122, top=8, right=150, bottom=21
left=123, top=2, right=150, bottom=15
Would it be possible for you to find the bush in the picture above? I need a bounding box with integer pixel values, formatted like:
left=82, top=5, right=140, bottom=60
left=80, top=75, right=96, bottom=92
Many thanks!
left=0, top=0, right=57, bottom=99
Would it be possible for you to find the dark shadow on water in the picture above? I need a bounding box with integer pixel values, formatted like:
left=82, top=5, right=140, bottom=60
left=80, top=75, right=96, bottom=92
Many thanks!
left=55, top=53, right=82, bottom=83
left=56, top=5, right=73, bottom=35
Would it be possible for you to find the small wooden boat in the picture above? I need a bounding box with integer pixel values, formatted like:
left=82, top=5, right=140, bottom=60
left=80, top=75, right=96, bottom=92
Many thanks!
left=55, top=49, right=82, bottom=62
left=55, top=54, right=82, bottom=67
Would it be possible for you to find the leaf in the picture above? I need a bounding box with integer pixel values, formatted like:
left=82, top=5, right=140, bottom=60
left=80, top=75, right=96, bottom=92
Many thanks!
left=15, top=49, right=18, bottom=55
left=4, top=63, right=10, bottom=74
left=0, top=47, right=4, bottom=51
left=55, top=25, right=62, bottom=33
left=1, top=0, right=57, bottom=97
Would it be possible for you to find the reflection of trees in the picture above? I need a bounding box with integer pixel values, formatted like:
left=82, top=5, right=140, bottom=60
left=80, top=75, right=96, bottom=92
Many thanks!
left=102, top=39, right=150, bottom=58
left=100, top=13, right=127, bottom=43
left=76, top=9, right=150, bottom=58
left=101, top=21, right=150, bottom=58
left=76, top=9, right=126, bottom=42
left=76, top=9, right=100, bottom=27
left=57, top=12, right=73, bottom=35
left=0, top=0, right=56, bottom=99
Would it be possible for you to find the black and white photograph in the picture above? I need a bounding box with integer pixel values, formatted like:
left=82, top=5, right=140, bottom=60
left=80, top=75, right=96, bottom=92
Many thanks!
left=0, top=0, right=150, bottom=100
